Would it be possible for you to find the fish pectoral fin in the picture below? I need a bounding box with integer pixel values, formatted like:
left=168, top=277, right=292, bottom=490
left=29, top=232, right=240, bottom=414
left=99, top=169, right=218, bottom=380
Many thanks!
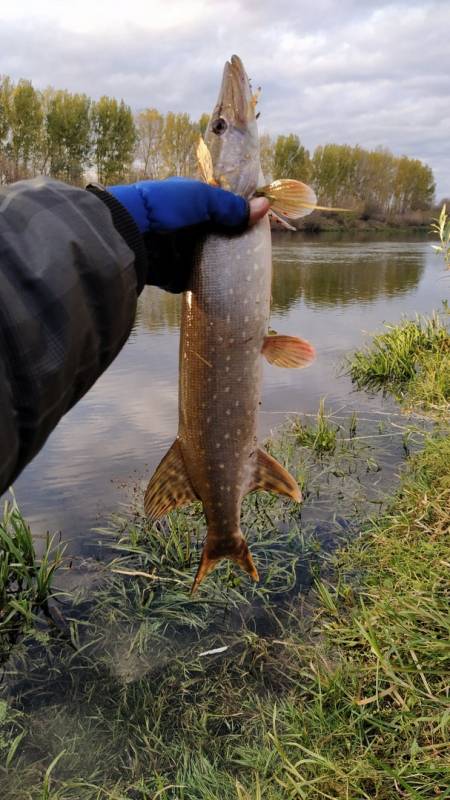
left=250, top=448, right=302, bottom=502
left=255, top=179, right=317, bottom=219
left=144, top=439, right=198, bottom=520
left=191, top=533, right=259, bottom=594
left=262, top=334, right=316, bottom=368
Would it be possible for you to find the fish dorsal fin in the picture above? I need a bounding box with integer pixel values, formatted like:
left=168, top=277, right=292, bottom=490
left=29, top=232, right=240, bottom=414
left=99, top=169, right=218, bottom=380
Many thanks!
left=250, top=448, right=302, bottom=502
left=196, top=136, right=216, bottom=185
left=144, top=439, right=198, bottom=520
left=262, top=334, right=316, bottom=368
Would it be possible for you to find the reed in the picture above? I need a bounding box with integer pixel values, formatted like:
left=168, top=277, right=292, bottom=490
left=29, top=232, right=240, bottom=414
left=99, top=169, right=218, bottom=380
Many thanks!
left=431, top=204, right=450, bottom=268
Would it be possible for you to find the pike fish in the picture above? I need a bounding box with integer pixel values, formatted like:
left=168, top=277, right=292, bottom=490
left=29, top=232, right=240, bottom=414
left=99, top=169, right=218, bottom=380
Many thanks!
left=144, top=55, right=316, bottom=592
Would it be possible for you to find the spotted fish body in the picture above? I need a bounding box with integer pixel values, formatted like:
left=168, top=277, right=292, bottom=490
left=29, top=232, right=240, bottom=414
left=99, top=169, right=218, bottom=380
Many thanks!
left=145, top=56, right=314, bottom=590
left=181, top=220, right=272, bottom=582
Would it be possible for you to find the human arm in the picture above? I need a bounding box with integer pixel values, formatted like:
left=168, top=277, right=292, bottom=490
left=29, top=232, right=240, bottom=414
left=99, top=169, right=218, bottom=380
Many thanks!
left=0, top=176, right=268, bottom=495
left=0, top=177, right=139, bottom=494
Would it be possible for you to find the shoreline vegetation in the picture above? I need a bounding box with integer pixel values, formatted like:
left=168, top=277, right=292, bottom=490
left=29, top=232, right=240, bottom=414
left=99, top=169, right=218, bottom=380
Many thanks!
left=275, top=207, right=437, bottom=233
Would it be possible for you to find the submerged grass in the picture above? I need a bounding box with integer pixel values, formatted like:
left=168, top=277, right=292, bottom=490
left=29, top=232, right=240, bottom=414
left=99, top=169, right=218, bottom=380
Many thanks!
left=348, top=310, right=450, bottom=414
left=291, top=398, right=339, bottom=454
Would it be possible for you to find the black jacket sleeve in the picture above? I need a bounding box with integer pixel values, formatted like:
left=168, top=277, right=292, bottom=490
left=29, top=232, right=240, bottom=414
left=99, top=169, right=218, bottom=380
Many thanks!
left=0, top=177, right=142, bottom=496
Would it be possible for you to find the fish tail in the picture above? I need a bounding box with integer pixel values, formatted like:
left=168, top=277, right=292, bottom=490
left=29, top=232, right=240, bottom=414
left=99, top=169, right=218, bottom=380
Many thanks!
left=191, top=531, right=259, bottom=594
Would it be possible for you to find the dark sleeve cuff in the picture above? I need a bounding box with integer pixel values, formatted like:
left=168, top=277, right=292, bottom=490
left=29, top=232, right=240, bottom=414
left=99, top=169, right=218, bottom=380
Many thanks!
left=86, top=183, right=148, bottom=294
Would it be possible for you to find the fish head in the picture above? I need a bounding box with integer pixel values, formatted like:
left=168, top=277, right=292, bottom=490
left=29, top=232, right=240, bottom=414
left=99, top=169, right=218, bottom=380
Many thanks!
left=205, top=55, right=260, bottom=198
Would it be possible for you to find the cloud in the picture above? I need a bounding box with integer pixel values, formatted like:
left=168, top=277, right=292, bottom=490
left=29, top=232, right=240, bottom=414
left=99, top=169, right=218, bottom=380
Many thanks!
left=0, top=0, right=449, bottom=196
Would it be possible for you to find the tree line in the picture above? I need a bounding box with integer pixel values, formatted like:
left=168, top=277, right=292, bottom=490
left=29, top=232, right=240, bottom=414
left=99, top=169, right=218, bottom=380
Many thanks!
left=269, top=135, right=435, bottom=214
left=0, top=75, right=435, bottom=213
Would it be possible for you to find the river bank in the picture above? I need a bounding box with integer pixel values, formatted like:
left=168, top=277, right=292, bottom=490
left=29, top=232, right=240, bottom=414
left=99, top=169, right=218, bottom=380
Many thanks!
left=282, top=208, right=436, bottom=234
left=1, top=308, right=448, bottom=798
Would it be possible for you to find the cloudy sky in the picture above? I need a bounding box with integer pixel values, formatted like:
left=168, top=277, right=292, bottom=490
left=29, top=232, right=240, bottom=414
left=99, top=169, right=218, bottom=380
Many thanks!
left=2, top=0, right=449, bottom=198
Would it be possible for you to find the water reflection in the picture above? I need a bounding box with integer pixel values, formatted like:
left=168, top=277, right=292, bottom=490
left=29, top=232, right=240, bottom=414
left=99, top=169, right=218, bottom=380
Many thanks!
left=137, top=237, right=426, bottom=331
left=271, top=237, right=425, bottom=313
left=139, top=288, right=181, bottom=332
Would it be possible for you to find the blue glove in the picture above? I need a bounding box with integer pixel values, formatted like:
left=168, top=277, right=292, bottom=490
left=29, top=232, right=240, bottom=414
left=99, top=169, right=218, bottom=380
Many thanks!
left=108, top=177, right=249, bottom=234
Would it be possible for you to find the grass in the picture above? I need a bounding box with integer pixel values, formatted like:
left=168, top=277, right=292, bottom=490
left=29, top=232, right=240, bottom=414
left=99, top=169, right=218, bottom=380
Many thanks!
left=0, top=497, right=64, bottom=660
left=291, top=399, right=339, bottom=454
left=348, top=310, right=450, bottom=414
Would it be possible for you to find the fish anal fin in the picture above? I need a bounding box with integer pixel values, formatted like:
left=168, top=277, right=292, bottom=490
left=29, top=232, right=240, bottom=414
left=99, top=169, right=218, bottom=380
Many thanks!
left=191, top=532, right=259, bottom=594
left=262, top=334, right=316, bottom=368
left=250, top=448, right=302, bottom=502
left=144, top=439, right=197, bottom=520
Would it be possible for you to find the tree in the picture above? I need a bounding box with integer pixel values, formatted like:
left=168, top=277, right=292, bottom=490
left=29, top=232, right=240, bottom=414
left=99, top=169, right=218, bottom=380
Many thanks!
left=45, top=90, right=91, bottom=184
left=162, top=112, right=198, bottom=177
left=0, top=76, right=13, bottom=183
left=361, top=148, right=397, bottom=214
left=9, top=79, right=43, bottom=180
left=273, top=134, right=310, bottom=182
left=311, top=143, right=362, bottom=206
left=135, top=108, right=164, bottom=179
left=259, top=133, right=274, bottom=182
left=91, top=97, right=136, bottom=184
left=197, top=113, right=210, bottom=138
left=0, top=76, right=11, bottom=147
left=394, top=156, right=435, bottom=212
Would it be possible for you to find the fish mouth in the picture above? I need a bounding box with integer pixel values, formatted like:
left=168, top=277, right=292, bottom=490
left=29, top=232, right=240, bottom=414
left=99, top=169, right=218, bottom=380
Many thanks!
left=217, top=54, right=255, bottom=128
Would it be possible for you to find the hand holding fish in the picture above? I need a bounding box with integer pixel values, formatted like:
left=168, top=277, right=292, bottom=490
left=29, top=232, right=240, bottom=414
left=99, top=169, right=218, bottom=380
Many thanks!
left=107, top=178, right=269, bottom=292
left=109, top=177, right=269, bottom=234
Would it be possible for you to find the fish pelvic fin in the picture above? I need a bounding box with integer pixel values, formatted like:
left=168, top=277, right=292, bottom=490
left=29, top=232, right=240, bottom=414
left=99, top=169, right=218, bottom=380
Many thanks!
left=268, top=209, right=296, bottom=231
left=250, top=447, right=302, bottom=502
left=262, top=334, right=316, bottom=368
left=144, top=439, right=198, bottom=520
left=191, top=532, right=259, bottom=594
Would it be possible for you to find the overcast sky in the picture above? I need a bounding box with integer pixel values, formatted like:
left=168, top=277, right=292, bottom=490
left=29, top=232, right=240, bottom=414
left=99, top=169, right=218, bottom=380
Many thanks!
left=2, top=0, right=449, bottom=198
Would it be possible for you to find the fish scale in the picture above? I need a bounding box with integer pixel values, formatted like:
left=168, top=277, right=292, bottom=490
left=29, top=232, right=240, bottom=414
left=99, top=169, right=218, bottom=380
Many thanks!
left=144, top=55, right=316, bottom=591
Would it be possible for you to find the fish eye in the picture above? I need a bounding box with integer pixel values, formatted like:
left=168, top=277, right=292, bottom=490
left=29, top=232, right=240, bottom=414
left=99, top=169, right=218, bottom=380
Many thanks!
left=212, top=116, right=228, bottom=135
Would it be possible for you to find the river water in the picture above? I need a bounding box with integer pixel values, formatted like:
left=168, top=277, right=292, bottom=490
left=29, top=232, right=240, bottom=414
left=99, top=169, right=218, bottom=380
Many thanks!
left=8, top=231, right=448, bottom=556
